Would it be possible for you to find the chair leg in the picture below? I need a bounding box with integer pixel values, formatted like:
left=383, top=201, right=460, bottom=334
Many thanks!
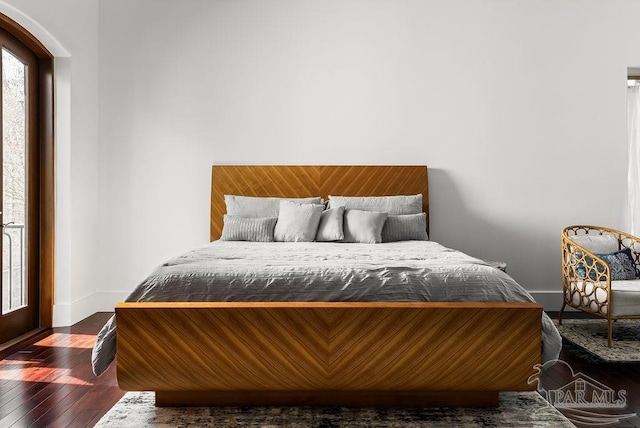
left=558, top=302, right=566, bottom=325
left=608, top=319, right=613, bottom=348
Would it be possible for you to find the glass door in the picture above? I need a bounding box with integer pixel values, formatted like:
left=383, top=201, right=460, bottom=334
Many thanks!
left=0, top=27, right=39, bottom=344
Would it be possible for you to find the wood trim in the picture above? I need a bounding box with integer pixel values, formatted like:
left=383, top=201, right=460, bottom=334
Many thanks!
left=210, top=165, right=429, bottom=241
left=0, top=326, right=45, bottom=354
left=116, top=302, right=542, bottom=407
left=0, top=26, right=41, bottom=341
left=38, top=56, right=53, bottom=328
left=0, top=13, right=54, bottom=329
left=0, top=14, right=51, bottom=59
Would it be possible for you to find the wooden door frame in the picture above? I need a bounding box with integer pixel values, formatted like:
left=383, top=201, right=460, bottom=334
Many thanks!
left=0, top=13, right=54, bottom=329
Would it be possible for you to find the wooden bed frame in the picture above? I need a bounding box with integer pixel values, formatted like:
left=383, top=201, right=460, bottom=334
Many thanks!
left=116, top=165, right=542, bottom=407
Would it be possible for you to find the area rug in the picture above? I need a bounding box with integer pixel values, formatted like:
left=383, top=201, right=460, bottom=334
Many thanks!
left=95, top=391, right=574, bottom=427
left=555, top=319, right=640, bottom=362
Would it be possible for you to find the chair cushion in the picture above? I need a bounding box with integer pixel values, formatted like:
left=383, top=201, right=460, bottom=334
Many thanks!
left=571, top=234, right=619, bottom=254
left=612, top=279, right=640, bottom=317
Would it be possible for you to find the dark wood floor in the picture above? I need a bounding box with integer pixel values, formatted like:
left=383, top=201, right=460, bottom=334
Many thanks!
left=0, top=313, right=124, bottom=427
left=1, top=311, right=640, bottom=427
left=546, top=311, right=640, bottom=427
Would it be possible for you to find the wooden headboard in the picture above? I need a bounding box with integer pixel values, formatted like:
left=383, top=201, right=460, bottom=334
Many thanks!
left=210, top=165, right=429, bottom=241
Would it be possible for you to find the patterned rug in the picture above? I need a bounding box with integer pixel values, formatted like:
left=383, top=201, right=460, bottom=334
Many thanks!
left=555, top=318, right=640, bottom=362
left=95, top=391, right=574, bottom=427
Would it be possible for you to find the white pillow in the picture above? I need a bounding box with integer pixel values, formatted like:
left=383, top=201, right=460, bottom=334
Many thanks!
left=342, top=209, right=388, bottom=244
left=224, top=195, right=323, bottom=218
left=316, top=206, right=345, bottom=242
left=382, top=213, right=428, bottom=242
left=571, top=234, right=619, bottom=254
left=274, top=200, right=324, bottom=242
left=220, top=215, right=277, bottom=242
left=328, top=194, right=422, bottom=215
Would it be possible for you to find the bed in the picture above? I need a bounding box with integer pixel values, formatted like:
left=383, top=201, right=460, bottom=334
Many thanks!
left=92, top=165, right=561, bottom=408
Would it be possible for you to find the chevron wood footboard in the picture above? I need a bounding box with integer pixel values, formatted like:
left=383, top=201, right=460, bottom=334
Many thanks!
left=115, top=302, right=542, bottom=407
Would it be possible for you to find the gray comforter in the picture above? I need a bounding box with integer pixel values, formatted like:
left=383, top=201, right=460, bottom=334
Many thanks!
left=91, top=240, right=561, bottom=375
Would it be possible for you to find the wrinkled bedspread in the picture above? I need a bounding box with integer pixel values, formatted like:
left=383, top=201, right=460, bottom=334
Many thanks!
left=92, top=240, right=561, bottom=375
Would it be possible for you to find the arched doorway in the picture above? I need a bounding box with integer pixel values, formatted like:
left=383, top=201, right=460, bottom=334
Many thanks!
left=0, top=13, right=53, bottom=344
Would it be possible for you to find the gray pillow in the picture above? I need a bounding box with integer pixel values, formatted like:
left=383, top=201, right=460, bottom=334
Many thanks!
left=343, top=209, right=388, bottom=244
left=382, top=213, right=428, bottom=242
left=220, top=215, right=277, bottom=242
left=224, top=195, right=323, bottom=218
left=316, top=206, right=345, bottom=242
left=571, top=234, right=619, bottom=254
left=328, top=194, right=422, bottom=215
left=274, top=201, right=324, bottom=242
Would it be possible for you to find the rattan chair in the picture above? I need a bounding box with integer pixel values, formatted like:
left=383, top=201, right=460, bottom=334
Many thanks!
left=560, top=225, right=640, bottom=347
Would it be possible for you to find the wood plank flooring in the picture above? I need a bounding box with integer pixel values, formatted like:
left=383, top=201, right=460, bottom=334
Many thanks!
left=1, top=311, right=640, bottom=427
left=0, top=313, right=123, bottom=427
left=547, top=311, right=640, bottom=428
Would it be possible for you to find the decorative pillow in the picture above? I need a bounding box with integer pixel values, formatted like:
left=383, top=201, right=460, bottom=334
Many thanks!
left=328, top=194, right=422, bottom=215
left=316, top=206, right=345, bottom=242
left=220, top=215, right=277, bottom=242
left=576, top=248, right=639, bottom=281
left=382, top=213, right=428, bottom=242
left=342, top=209, right=388, bottom=244
left=571, top=234, right=619, bottom=254
left=224, top=195, right=323, bottom=218
left=274, top=201, right=324, bottom=242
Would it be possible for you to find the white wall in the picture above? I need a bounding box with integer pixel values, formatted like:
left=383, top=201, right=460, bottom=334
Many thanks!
left=4, top=0, right=640, bottom=324
left=97, top=0, right=640, bottom=310
left=2, top=0, right=100, bottom=325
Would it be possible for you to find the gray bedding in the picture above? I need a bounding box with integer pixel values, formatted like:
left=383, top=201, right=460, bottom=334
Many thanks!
left=91, top=240, right=562, bottom=376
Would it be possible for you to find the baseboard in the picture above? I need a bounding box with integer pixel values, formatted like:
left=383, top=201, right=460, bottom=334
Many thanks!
left=53, top=291, right=129, bottom=327
left=529, top=291, right=574, bottom=312
left=53, top=303, right=71, bottom=327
